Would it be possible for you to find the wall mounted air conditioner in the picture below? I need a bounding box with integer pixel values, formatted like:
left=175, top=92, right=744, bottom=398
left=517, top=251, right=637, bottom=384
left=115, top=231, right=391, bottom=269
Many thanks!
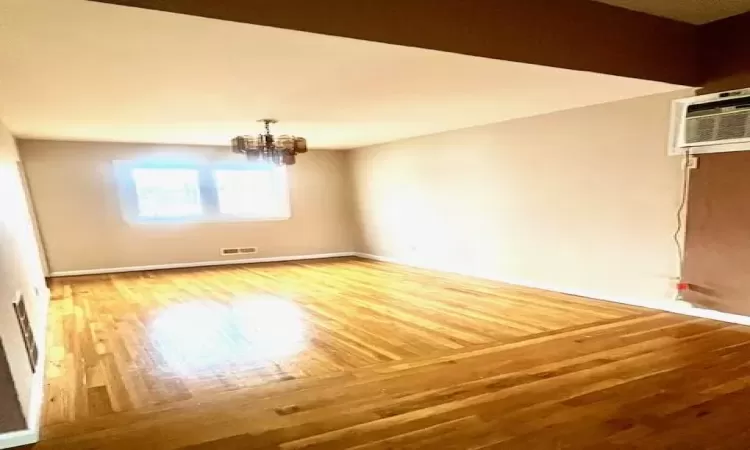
left=669, top=88, right=750, bottom=156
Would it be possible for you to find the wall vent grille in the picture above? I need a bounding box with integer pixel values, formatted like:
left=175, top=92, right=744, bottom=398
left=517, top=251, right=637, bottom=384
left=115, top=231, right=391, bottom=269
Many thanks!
left=221, top=247, right=258, bottom=256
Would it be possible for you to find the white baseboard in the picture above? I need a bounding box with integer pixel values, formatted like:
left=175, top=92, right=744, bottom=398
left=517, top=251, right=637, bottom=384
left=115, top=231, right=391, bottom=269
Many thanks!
left=0, top=428, right=38, bottom=449
left=0, top=287, right=50, bottom=449
left=354, top=252, right=750, bottom=328
left=50, top=252, right=357, bottom=277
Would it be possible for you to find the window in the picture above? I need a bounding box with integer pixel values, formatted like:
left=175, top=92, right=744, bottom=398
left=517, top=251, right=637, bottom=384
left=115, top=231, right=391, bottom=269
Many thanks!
left=131, top=168, right=202, bottom=219
left=114, top=161, right=290, bottom=223
left=214, top=169, right=288, bottom=218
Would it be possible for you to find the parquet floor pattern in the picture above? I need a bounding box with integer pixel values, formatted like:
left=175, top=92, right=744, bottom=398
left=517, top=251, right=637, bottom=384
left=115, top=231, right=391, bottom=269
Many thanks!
left=36, top=258, right=750, bottom=449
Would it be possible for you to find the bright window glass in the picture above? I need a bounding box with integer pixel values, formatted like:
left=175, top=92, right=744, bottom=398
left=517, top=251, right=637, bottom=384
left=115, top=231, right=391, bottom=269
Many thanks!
left=214, top=168, right=288, bottom=218
left=131, top=168, right=202, bottom=218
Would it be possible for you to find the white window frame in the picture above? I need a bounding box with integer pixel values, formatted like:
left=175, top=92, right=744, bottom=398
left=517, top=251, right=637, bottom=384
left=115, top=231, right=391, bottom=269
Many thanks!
left=114, top=160, right=291, bottom=224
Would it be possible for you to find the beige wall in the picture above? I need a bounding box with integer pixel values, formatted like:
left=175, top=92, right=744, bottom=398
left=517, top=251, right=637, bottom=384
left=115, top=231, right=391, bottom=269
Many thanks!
left=0, top=121, right=47, bottom=419
left=19, top=140, right=356, bottom=274
left=348, top=90, right=692, bottom=305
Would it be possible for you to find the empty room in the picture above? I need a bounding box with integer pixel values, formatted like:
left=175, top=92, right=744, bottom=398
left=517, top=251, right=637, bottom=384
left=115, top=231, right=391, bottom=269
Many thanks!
left=3, top=0, right=750, bottom=448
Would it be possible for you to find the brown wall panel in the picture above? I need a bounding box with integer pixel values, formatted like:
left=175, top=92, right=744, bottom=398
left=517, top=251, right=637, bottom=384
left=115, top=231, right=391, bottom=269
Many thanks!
left=699, top=12, right=750, bottom=89
left=92, top=0, right=699, bottom=86
left=683, top=152, right=750, bottom=315
left=699, top=74, right=750, bottom=95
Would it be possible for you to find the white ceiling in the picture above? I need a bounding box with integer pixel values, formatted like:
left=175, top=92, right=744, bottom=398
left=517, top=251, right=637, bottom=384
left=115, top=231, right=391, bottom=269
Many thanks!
left=593, top=0, right=750, bottom=24
left=0, top=0, right=684, bottom=150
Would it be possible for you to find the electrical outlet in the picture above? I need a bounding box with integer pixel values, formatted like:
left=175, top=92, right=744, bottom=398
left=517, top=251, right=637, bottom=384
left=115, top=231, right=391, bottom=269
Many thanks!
left=687, top=156, right=699, bottom=169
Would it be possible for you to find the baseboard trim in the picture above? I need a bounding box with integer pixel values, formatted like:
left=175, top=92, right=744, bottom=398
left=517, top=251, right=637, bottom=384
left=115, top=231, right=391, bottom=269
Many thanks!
left=354, top=252, right=750, bottom=328
left=0, top=428, right=38, bottom=450
left=0, top=287, right=50, bottom=449
left=50, top=252, right=357, bottom=277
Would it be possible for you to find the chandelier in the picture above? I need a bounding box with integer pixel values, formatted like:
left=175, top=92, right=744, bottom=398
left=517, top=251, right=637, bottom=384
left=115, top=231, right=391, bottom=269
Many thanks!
left=231, top=119, right=307, bottom=166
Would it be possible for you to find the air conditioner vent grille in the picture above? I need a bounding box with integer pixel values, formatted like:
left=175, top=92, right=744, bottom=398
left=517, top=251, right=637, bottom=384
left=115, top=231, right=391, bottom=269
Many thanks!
left=685, top=110, right=750, bottom=144
left=717, top=112, right=750, bottom=140
left=686, top=117, right=718, bottom=143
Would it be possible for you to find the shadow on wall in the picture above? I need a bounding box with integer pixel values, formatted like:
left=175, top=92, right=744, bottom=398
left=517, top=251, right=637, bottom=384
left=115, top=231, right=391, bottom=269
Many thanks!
left=0, top=340, right=25, bottom=434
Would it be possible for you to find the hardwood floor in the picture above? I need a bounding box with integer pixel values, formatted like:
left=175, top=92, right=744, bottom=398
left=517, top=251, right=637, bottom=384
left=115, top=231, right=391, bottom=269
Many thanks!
left=37, top=257, right=750, bottom=449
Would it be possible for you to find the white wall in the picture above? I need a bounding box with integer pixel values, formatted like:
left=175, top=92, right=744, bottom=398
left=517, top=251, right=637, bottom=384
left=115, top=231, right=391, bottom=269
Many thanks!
left=0, top=121, right=47, bottom=420
left=348, top=90, right=692, bottom=306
